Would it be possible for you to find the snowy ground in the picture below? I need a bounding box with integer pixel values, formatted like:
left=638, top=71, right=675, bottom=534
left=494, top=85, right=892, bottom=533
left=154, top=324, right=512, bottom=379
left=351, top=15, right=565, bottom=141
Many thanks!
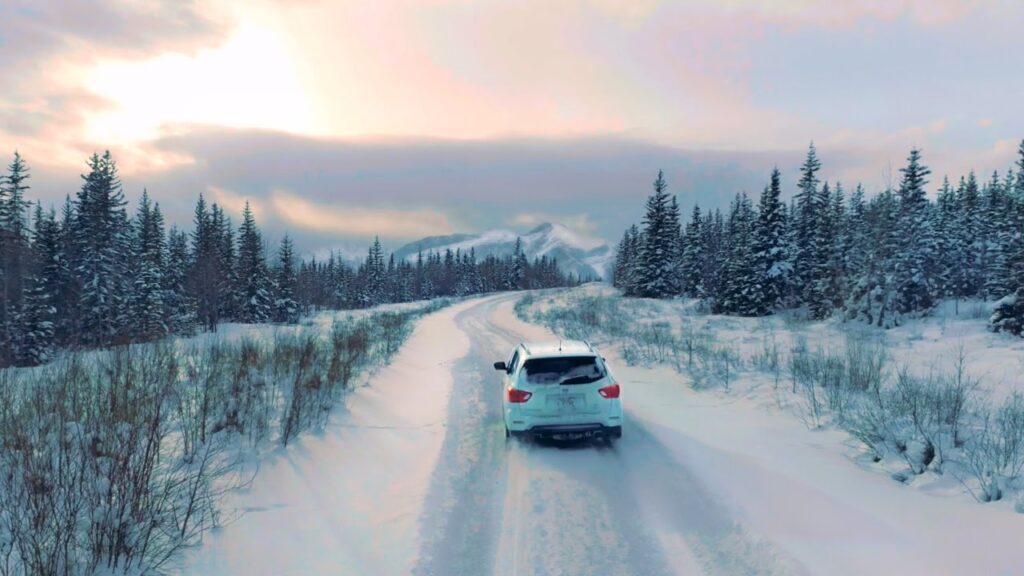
left=176, top=290, right=1024, bottom=575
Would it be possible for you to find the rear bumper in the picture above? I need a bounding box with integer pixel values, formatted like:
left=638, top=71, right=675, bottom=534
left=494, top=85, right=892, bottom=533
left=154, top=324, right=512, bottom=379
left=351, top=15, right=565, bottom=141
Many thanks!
left=512, top=423, right=621, bottom=440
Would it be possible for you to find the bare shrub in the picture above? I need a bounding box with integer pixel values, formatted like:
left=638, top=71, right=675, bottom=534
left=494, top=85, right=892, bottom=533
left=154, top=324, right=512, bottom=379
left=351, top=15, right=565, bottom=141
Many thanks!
left=0, top=302, right=436, bottom=574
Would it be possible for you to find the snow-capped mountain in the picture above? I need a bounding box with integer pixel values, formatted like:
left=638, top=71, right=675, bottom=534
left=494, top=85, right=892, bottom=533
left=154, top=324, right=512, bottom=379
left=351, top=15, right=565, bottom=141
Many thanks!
left=393, top=223, right=612, bottom=280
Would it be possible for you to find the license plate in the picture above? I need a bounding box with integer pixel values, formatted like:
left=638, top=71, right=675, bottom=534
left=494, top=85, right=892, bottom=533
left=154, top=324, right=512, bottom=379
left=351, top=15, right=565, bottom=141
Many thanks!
left=557, top=395, right=582, bottom=411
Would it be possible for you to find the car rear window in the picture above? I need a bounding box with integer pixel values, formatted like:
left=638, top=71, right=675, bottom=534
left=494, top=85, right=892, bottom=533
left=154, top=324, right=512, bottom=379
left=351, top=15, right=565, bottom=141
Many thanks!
left=522, top=356, right=605, bottom=385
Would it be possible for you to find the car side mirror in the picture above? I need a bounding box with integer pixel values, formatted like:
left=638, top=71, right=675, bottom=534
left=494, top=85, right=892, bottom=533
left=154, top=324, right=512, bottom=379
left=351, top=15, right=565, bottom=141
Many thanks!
left=493, top=361, right=507, bottom=372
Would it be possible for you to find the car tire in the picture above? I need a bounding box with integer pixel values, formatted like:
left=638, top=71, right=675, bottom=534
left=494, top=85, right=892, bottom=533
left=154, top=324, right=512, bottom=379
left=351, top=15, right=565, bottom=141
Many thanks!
left=609, top=426, right=622, bottom=439
left=504, top=425, right=510, bottom=438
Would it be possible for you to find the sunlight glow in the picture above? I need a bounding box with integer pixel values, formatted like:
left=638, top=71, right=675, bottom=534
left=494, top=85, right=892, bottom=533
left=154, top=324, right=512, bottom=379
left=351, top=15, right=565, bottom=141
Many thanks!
left=83, top=25, right=318, bottom=144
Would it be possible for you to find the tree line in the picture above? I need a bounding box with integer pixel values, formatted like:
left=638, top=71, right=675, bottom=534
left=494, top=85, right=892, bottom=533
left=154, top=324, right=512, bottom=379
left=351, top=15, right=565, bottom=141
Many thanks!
left=0, top=151, right=577, bottom=367
left=613, top=141, right=1024, bottom=333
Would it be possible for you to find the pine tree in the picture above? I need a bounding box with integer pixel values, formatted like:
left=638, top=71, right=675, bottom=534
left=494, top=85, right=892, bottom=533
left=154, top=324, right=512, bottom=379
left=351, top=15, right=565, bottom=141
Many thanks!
left=680, top=205, right=703, bottom=297
left=509, top=237, right=527, bottom=290
left=806, top=181, right=838, bottom=319
left=236, top=202, right=272, bottom=322
left=73, top=151, right=130, bottom=346
left=274, top=235, right=299, bottom=323
left=612, top=228, right=633, bottom=293
left=893, top=147, right=936, bottom=316
left=361, top=236, right=386, bottom=306
left=165, top=227, right=196, bottom=333
left=189, top=195, right=220, bottom=330
left=130, top=190, right=167, bottom=340
left=753, top=167, right=790, bottom=314
left=14, top=204, right=58, bottom=365
left=212, top=205, right=239, bottom=320
left=991, top=140, right=1024, bottom=334
left=717, top=193, right=758, bottom=314
left=983, top=172, right=1014, bottom=299
left=843, top=184, right=870, bottom=298
left=845, top=188, right=902, bottom=327
left=637, top=170, right=675, bottom=298
left=793, top=142, right=822, bottom=303
left=0, top=152, right=31, bottom=364
left=959, top=172, right=984, bottom=296
left=665, top=194, right=683, bottom=295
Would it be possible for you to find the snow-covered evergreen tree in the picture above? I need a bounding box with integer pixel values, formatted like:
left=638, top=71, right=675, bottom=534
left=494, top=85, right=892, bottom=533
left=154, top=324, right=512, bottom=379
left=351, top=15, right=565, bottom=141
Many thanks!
left=212, top=204, right=239, bottom=320
left=274, top=235, right=299, bottom=323
left=236, top=202, right=273, bottom=323
left=893, top=148, right=937, bottom=317
left=190, top=195, right=219, bottom=329
left=806, top=181, right=840, bottom=319
left=992, top=140, right=1024, bottom=335
left=792, top=142, right=822, bottom=305
left=845, top=188, right=902, bottom=327
left=14, top=204, right=57, bottom=365
left=752, top=168, right=790, bottom=315
left=0, top=151, right=31, bottom=363
left=362, top=236, right=386, bottom=306
left=716, top=193, right=758, bottom=315
left=680, top=205, right=703, bottom=297
left=983, top=172, right=1014, bottom=299
left=73, top=151, right=130, bottom=346
left=164, top=227, right=196, bottom=334
left=509, top=237, right=527, bottom=290
left=130, top=190, right=167, bottom=340
left=637, top=170, right=676, bottom=298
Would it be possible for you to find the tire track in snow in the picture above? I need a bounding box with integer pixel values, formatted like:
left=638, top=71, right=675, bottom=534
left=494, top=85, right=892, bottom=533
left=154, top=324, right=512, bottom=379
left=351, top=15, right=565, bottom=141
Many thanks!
left=412, top=294, right=520, bottom=576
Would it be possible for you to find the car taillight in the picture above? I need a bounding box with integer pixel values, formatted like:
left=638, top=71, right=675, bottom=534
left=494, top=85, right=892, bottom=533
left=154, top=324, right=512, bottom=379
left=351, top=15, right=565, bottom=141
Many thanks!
left=507, top=387, right=532, bottom=403
left=598, top=383, right=620, bottom=399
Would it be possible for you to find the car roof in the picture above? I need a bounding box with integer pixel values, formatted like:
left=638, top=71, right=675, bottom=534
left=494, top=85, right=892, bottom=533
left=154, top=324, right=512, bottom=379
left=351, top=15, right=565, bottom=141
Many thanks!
left=520, top=340, right=596, bottom=359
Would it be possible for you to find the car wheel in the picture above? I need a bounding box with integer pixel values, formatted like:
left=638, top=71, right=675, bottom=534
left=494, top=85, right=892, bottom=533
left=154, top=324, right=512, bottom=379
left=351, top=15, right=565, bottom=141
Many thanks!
left=504, top=425, right=510, bottom=438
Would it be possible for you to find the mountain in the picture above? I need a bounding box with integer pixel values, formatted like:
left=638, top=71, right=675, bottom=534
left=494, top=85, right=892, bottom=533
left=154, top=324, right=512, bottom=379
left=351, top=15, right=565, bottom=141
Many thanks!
left=393, top=223, right=612, bottom=280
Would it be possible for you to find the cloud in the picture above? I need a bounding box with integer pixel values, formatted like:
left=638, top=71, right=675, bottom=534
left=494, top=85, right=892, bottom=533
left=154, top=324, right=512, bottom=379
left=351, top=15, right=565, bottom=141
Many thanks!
left=269, top=190, right=455, bottom=239
left=0, top=0, right=226, bottom=169
left=208, top=185, right=267, bottom=222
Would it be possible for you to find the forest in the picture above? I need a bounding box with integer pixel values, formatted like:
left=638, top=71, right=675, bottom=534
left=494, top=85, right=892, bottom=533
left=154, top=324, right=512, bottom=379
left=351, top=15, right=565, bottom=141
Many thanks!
left=0, top=151, right=576, bottom=368
left=614, top=141, right=1024, bottom=333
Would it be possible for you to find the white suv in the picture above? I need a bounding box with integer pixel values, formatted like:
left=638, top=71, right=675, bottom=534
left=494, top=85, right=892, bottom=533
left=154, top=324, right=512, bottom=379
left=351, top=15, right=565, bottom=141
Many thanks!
left=494, top=341, right=622, bottom=443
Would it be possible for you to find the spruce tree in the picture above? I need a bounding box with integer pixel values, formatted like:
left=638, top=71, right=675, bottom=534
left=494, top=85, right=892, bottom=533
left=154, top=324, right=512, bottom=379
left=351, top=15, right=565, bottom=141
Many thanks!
left=131, top=190, right=167, bottom=340
left=680, top=205, right=703, bottom=297
left=806, top=181, right=837, bottom=319
left=236, top=202, right=272, bottom=322
left=845, top=188, right=902, bottom=327
left=893, top=147, right=936, bottom=316
left=189, top=195, right=220, bottom=330
left=753, top=168, right=790, bottom=314
left=793, top=142, right=822, bottom=303
left=15, top=204, right=58, bottom=365
left=637, top=170, right=675, bottom=298
left=73, top=151, right=130, bottom=345
left=0, top=152, right=31, bottom=363
left=165, top=227, right=196, bottom=333
left=274, top=235, right=299, bottom=323
left=717, top=193, right=758, bottom=314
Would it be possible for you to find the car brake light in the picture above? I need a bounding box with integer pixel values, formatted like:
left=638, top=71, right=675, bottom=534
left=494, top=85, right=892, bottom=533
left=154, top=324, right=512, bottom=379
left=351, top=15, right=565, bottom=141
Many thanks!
left=598, top=383, right=620, bottom=399
left=507, top=387, right=532, bottom=403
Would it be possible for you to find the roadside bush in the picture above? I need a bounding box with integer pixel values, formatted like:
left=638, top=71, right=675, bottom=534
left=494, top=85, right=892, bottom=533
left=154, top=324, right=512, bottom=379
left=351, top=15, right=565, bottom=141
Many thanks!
left=524, top=289, right=1024, bottom=507
left=0, top=303, right=436, bottom=574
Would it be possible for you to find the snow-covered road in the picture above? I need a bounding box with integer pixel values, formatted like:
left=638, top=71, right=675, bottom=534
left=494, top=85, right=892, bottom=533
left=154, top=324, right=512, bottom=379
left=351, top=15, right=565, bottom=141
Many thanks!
left=180, top=293, right=1024, bottom=575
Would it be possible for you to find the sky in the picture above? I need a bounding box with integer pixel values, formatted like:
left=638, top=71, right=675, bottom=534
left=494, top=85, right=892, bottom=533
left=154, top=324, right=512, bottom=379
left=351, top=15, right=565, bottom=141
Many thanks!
left=2, top=0, right=1022, bottom=253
